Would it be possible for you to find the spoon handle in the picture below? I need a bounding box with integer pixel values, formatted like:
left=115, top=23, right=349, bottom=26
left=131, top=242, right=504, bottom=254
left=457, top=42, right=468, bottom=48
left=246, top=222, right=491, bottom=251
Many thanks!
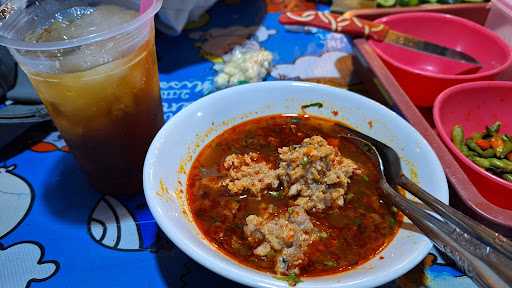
left=380, top=181, right=512, bottom=288
left=399, top=175, right=512, bottom=260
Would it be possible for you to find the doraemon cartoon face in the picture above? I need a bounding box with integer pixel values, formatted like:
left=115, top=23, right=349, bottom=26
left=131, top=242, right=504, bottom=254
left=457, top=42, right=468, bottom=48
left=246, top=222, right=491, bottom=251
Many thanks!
left=0, top=165, right=33, bottom=239
left=0, top=165, right=58, bottom=287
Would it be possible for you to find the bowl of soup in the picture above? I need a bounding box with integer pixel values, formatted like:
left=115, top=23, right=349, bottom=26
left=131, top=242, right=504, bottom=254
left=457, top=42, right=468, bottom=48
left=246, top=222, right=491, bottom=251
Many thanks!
left=143, top=81, right=449, bottom=287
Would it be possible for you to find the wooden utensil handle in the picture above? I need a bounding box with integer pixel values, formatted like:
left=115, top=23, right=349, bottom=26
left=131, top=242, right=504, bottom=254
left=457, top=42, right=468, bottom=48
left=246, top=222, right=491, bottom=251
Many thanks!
left=279, top=11, right=389, bottom=41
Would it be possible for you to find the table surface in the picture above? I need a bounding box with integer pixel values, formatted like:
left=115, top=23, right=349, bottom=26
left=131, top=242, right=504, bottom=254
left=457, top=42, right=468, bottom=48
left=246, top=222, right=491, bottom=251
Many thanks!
left=0, top=1, right=479, bottom=287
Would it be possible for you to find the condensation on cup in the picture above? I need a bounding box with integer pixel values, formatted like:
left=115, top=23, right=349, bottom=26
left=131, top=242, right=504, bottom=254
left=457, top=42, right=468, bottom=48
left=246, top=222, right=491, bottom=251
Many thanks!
left=0, top=0, right=164, bottom=196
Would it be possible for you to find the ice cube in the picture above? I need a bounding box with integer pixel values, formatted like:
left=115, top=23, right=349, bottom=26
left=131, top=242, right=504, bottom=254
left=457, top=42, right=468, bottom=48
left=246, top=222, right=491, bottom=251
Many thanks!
left=56, top=40, right=118, bottom=73
left=28, top=5, right=138, bottom=43
left=24, top=5, right=140, bottom=73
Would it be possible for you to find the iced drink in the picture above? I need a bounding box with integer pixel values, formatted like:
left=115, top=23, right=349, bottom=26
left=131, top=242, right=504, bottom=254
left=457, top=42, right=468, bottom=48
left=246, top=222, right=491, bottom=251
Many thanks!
left=1, top=2, right=164, bottom=196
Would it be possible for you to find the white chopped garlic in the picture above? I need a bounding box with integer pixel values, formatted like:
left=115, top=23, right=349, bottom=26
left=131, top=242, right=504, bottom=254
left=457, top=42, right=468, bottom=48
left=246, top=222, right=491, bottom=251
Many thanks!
left=214, top=47, right=273, bottom=89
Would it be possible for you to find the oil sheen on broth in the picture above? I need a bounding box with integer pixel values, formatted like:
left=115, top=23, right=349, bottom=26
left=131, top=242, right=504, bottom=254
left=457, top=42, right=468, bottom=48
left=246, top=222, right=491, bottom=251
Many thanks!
left=187, top=114, right=401, bottom=278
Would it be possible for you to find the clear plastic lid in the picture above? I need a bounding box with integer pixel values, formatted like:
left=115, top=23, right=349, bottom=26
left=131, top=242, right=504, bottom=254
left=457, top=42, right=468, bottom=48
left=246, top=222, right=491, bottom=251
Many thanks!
left=0, top=0, right=162, bottom=51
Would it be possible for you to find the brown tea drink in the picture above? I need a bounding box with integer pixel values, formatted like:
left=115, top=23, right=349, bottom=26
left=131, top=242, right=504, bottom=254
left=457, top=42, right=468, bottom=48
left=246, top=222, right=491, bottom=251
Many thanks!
left=2, top=2, right=164, bottom=195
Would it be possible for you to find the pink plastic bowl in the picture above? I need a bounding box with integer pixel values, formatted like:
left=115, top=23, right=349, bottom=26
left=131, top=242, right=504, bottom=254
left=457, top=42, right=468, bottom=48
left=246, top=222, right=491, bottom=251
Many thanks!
left=370, top=12, right=512, bottom=107
left=434, top=81, right=512, bottom=211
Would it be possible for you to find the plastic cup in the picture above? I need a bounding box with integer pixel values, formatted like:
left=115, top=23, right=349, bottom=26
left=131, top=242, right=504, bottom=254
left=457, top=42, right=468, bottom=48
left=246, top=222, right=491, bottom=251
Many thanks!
left=0, top=0, right=164, bottom=196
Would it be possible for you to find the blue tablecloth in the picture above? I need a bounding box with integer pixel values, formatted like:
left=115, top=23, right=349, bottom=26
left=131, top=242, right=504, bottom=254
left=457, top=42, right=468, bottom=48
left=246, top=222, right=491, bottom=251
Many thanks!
left=0, top=1, right=478, bottom=287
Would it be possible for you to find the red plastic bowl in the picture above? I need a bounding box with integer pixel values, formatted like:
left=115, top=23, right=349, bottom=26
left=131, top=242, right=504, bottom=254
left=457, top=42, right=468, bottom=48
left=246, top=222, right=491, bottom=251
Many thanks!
left=434, top=81, right=512, bottom=211
left=369, top=12, right=512, bottom=107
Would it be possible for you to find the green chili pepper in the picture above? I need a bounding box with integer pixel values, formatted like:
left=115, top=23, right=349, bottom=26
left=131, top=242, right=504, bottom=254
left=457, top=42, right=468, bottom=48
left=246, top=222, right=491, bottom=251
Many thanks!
left=488, top=158, right=506, bottom=169
left=488, top=158, right=512, bottom=172
left=486, top=121, right=502, bottom=136
left=452, top=125, right=472, bottom=156
left=497, top=141, right=512, bottom=159
left=452, top=125, right=465, bottom=146
left=464, top=122, right=512, bottom=180
left=466, top=139, right=484, bottom=154
left=377, top=0, right=398, bottom=7
left=502, top=174, right=512, bottom=183
left=471, top=132, right=483, bottom=141
left=470, top=156, right=491, bottom=169
left=481, top=148, right=497, bottom=158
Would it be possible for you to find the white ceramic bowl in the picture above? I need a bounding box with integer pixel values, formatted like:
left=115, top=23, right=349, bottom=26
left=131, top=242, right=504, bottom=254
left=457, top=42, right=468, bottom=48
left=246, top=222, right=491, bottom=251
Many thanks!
left=144, top=81, right=449, bottom=288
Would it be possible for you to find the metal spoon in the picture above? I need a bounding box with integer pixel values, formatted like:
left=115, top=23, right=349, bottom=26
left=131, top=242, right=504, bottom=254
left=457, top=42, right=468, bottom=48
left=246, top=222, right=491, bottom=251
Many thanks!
left=340, top=130, right=512, bottom=288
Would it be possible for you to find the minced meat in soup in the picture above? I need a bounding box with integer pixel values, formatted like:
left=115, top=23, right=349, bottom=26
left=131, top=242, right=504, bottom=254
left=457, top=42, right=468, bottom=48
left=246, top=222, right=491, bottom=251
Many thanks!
left=187, top=114, right=401, bottom=279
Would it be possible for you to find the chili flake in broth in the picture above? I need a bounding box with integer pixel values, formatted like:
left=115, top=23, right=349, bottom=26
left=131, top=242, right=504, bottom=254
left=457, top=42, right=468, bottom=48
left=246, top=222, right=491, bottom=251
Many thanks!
left=187, top=114, right=401, bottom=280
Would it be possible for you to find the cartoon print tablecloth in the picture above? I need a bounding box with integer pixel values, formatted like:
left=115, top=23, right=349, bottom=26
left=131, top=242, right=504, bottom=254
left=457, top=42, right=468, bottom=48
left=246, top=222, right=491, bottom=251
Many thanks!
left=0, top=1, right=479, bottom=287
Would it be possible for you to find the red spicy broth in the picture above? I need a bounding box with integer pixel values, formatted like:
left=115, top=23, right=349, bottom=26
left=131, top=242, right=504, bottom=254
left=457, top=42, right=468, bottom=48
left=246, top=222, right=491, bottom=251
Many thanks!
left=186, top=114, right=402, bottom=276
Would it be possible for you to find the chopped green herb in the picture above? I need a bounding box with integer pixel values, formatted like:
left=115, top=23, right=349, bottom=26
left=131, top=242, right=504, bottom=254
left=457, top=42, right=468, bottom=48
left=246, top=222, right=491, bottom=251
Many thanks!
left=361, top=175, right=369, bottom=182
left=486, top=121, right=502, bottom=136
left=199, top=167, right=208, bottom=176
left=300, top=157, right=309, bottom=168
left=353, top=218, right=362, bottom=226
left=301, top=102, right=324, bottom=110
left=269, top=191, right=283, bottom=198
left=290, top=117, right=301, bottom=124
left=388, top=217, right=397, bottom=227
left=471, top=132, right=483, bottom=141
left=319, top=231, right=328, bottom=238
left=237, top=80, right=250, bottom=85
left=288, top=207, right=293, bottom=213
left=274, top=272, right=303, bottom=286
left=391, top=206, right=398, bottom=214
left=323, top=260, right=337, bottom=267
left=345, top=193, right=354, bottom=202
